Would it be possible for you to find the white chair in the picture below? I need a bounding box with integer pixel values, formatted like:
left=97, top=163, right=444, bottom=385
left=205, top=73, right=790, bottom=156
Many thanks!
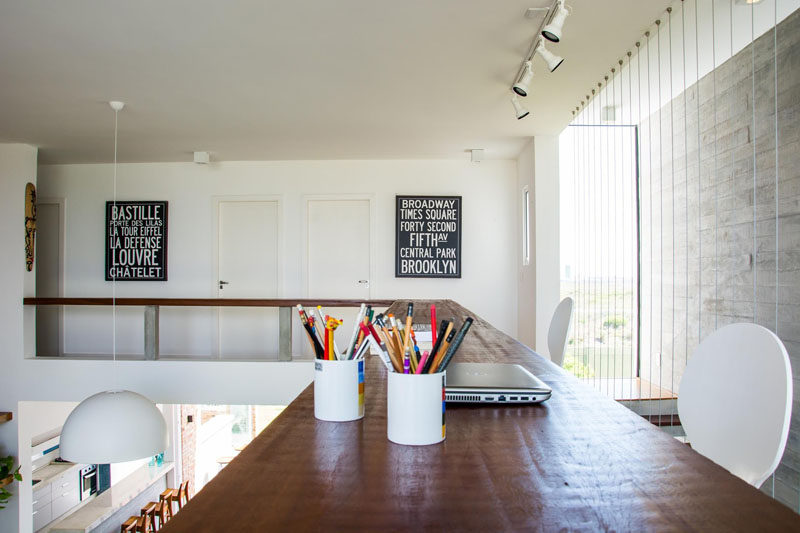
left=678, top=323, right=792, bottom=487
left=547, top=297, right=574, bottom=366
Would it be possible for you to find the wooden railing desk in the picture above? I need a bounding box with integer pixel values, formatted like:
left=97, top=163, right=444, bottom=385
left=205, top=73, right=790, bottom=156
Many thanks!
left=23, top=297, right=393, bottom=360
left=159, top=299, right=800, bottom=531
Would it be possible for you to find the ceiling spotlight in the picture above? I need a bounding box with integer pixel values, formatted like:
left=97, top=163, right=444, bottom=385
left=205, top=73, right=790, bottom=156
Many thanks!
left=513, top=61, right=534, bottom=97
left=511, top=94, right=530, bottom=120
left=542, top=0, right=570, bottom=43
left=535, top=39, right=564, bottom=72
left=735, top=0, right=763, bottom=3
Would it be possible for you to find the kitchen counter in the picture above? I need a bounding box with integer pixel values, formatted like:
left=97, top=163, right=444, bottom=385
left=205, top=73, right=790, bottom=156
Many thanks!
left=48, top=462, right=173, bottom=533
left=33, top=462, right=80, bottom=488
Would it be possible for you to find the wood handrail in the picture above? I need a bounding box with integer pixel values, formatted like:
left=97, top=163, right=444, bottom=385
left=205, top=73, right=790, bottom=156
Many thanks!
left=23, top=297, right=395, bottom=307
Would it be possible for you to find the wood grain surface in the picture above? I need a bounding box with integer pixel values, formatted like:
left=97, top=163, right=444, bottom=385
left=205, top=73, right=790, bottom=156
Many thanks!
left=160, top=300, right=800, bottom=532
left=22, top=297, right=393, bottom=308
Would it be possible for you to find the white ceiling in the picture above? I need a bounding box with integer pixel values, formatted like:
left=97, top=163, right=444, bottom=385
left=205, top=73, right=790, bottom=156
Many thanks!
left=0, top=0, right=669, bottom=164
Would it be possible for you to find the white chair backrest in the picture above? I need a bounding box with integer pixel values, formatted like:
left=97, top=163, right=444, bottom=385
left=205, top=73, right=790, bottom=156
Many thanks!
left=678, top=323, right=792, bottom=487
left=547, top=297, right=574, bottom=366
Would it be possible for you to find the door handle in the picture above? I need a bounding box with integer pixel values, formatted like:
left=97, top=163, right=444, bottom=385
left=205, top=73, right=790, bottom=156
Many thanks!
left=219, top=280, right=229, bottom=290
left=357, top=280, right=369, bottom=284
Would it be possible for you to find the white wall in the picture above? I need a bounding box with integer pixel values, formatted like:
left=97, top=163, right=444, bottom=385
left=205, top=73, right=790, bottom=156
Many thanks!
left=516, top=137, right=560, bottom=358
left=576, top=0, right=800, bottom=126
left=38, top=159, right=520, bottom=357
left=0, top=143, right=38, bottom=533
left=0, top=155, right=518, bottom=532
left=517, top=140, right=536, bottom=349
left=533, top=136, right=560, bottom=358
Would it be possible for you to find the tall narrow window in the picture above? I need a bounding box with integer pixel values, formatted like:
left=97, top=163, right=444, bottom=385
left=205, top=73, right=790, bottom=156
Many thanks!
left=522, top=186, right=530, bottom=266
left=560, top=124, right=638, bottom=390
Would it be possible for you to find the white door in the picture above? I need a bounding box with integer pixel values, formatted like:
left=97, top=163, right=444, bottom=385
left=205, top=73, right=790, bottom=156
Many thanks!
left=36, top=201, right=62, bottom=356
left=306, top=199, right=371, bottom=356
left=218, top=201, right=280, bottom=358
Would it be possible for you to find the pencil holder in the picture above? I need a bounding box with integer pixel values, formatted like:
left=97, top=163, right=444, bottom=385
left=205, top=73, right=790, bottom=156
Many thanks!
left=387, top=371, right=446, bottom=445
left=314, top=358, right=365, bottom=422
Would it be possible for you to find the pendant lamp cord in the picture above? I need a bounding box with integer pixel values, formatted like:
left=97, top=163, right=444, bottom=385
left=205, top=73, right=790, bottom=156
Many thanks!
left=112, top=107, right=118, bottom=370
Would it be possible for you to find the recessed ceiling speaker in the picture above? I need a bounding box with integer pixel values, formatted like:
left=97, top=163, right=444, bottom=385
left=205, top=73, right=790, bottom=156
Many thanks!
left=513, top=61, right=534, bottom=97
left=542, top=1, right=570, bottom=43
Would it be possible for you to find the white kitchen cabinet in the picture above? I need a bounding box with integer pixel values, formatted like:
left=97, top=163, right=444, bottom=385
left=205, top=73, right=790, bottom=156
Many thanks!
left=33, top=482, right=53, bottom=532
left=32, top=464, right=83, bottom=532
left=51, top=487, right=80, bottom=520
left=33, top=503, right=53, bottom=532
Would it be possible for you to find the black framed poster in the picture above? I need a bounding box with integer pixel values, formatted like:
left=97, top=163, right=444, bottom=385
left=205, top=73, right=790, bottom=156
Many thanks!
left=395, top=195, right=461, bottom=278
left=105, top=201, right=168, bottom=281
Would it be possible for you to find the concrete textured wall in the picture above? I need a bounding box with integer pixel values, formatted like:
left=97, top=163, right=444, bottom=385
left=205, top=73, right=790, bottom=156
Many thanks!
left=639, top=7, right=800, bottom=509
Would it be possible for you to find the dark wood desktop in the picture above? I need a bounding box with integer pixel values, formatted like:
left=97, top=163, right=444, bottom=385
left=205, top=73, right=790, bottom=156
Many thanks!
left=161, top=300, right=799, bottom=531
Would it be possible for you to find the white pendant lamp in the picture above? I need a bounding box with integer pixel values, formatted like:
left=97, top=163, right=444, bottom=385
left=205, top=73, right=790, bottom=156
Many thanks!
left=60, top=391, right=168, bottom=463
left=510, top=94, right=530, bottom=120
left=535, top=40, right=564, bottom=72
left=60, top=101, right=168, bottom=464
left=542, top=1, right=570, bottom=43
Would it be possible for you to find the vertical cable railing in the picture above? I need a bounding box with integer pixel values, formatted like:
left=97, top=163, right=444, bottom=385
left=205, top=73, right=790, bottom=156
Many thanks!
left=558, top=0, right=795, bottom=511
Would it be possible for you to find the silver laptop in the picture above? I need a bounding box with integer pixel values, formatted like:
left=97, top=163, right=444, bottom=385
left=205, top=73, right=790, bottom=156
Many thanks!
left=444, top=363, right=552, bottom=404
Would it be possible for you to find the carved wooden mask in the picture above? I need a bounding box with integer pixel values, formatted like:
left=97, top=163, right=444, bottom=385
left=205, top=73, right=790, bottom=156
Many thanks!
left=25, top=182, right=36, bottom=271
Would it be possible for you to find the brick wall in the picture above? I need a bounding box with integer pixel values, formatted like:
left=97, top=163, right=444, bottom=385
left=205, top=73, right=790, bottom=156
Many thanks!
left=180, top=404, right=198, bottom=497
left=638, top=7, right=800, bottom=509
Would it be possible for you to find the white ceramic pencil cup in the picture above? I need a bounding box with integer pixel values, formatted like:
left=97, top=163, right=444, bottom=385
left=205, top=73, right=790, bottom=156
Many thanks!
left=314, top=358, right=365, bottom=422
left=387, top=371, right=446, bottom=445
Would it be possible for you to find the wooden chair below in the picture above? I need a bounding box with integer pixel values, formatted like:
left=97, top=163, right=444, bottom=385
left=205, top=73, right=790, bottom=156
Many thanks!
left=177, top=480, right=190, bottom=508
left=121, top=516, right=138, bottom=533
left=155, top=500, right=170, bottom=529
left=140, top=501, right=157, bottom=533
left=160, top=489, right=179, bottom=518
left=158, top=481, right=191, bottom=522
left=135, top=514, right=151, bottom=533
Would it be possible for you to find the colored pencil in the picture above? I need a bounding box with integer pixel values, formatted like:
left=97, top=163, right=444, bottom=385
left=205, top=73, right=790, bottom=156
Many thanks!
left=323, top=321, right=330, bottom=360
left=436, top=317, right=474, bottom=372
left=430, top=304, right=438, bottom=346
left=296, top=305, right=324, bottom=358
left=377, top=317, right=403, bottom=372
left=345, top=303, right=366, bottom=359
left=402, top=303, right=413, bottom=356
left=378, top=328, right=403, bottom=372
left=314, top=306, right=331, bottom=356
left=429, top=322, right=455, bottom=372
left=363, top=331, right=392, bottom=370
left=363, top=322, right=392, bottom=368
left=354, top=336, right=370, bottom=359
left=415, top=351, right=430, bottom=374
left=388, top=315, right=404, bottom=360
left=422, top=319, right=449, bottom=373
